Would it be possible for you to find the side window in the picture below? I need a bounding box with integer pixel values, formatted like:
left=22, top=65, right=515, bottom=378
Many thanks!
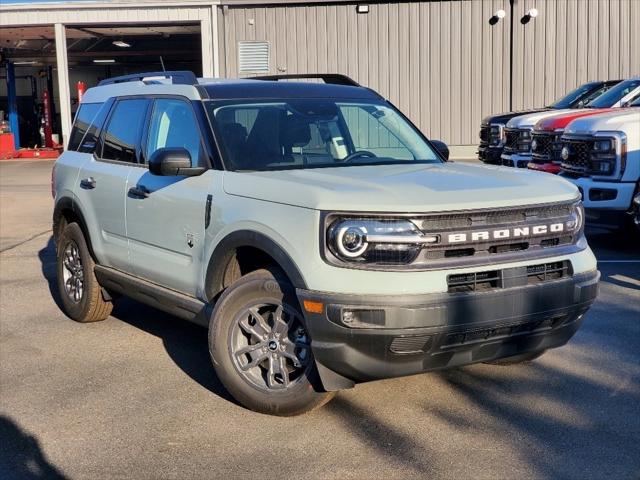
left=100, top=98, right=148, bottom=163
left=68, top=103, right=102, bottom=151
left=145, top=98, right=202, bottom=166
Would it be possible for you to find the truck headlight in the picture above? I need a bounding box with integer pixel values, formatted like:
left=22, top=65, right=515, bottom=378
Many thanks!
left=517, top=129, right=533, bottom=153
left=589, top=135, right=618, bottom=176
left=489, top=124, right=505, bottom=146
left=327, top=218, right=437, bottom=265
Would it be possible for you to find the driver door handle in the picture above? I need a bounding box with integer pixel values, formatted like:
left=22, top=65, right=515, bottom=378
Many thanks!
left=80, top=177, right=96, bottom=189
left=128, top=185, right=150, bottom=199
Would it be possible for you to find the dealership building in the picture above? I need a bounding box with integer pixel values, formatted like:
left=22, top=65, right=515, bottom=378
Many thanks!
left=1, top=0, right=638, bottom=152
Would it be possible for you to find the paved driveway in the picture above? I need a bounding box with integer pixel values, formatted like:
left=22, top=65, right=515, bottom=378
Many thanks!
left=1, top=160, right=639, bottom=479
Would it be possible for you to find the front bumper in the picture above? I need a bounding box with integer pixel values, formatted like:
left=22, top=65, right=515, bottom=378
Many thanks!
left=564, top=176, right=637, bottom=228
left=298, top=269, right=599, bottom=389
left=477, top=145, right=503, bottom=164
left=528, top=162, right=562, bottom=175
left=501, top=152, right=532, bottom=168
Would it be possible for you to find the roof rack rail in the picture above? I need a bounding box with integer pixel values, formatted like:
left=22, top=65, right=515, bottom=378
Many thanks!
left=251, top=73, right=360, bottom=87
left=98, top=71, right=197, bottom=86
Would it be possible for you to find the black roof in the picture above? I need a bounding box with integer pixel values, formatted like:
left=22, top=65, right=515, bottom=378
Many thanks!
left=202, top=79, right=382, bottom=101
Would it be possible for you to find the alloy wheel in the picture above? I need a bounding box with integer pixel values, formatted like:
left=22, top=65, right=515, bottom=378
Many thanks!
left=229, top=302, right=310, bottom=391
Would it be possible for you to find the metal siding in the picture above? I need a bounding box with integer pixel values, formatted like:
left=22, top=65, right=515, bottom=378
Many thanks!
left=4, top=1, right=636, bottom=146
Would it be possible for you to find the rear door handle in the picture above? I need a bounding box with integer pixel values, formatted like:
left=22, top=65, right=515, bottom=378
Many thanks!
left=80, top=177, right=96, bottom=189
left=128, top=185, right=150, bottom=198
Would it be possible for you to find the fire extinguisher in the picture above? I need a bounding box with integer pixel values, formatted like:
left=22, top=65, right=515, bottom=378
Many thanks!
left=43, top=90, right=53, bottom=148
left=77, top=81, right=87, bottom=104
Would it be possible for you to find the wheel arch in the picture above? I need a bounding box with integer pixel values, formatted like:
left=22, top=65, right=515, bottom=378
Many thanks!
left=53, top=196, right=95, bottom=258
left=204, top=230, right=308, bottom=302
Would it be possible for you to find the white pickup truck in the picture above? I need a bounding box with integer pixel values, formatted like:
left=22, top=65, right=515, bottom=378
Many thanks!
left=559, top=107, right=640, bottom=231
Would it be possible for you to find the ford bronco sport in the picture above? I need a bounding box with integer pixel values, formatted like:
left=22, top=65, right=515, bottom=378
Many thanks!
left=53, top=71, right=599, bottom=416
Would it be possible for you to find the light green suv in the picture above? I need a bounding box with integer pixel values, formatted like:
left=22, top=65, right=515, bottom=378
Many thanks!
left=53, top=71, right=599, bottom=416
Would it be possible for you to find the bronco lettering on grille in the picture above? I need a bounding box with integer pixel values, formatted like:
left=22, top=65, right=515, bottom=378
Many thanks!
left=447, top=223, right=564, bottom=243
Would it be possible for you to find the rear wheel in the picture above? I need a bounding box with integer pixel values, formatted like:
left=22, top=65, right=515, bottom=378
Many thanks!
left=56, top=222, right=112, bottom=322
left=208, top=269, right=334, bottom=416
left=485, top=349, right=547, bottom=365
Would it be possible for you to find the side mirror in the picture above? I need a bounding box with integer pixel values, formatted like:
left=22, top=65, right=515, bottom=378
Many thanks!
left=149, top=147, right=205, bottom=176
left=431, top=140, right=450, bottom=161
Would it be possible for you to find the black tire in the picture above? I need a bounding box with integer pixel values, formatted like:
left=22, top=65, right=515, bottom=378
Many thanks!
left=485, top=349, right=547, bottom=365
left=56, top=222, right=112, bottom=323
left=208, top=269, right=334, bottom=416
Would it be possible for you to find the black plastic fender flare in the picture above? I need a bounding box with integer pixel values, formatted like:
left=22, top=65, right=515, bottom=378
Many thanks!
left=204, top=230, right=308, bottom=301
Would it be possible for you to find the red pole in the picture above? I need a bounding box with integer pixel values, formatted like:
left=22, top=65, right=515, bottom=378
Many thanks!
left=77, top=81, right=87, bottom=103
left=43, top=90, right=53, bottom=148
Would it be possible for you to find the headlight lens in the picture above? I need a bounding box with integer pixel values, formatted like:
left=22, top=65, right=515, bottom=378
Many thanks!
left=489, top=124, right=505, bottom=146
left=327, top=218, right=435, bottom=265
left=593, top=139, right=613, bottom=151
left=517, top=129, right=533, bottom=152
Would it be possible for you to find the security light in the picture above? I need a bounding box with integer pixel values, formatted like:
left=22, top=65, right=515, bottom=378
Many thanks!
left=521, top=8, right=539, bottom=24
left=489, top=9, right=506, bottom=25
left=356, top=5, right=369, bottom=14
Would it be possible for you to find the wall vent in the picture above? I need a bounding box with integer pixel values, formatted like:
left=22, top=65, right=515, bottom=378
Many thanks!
left=238, top=41, right=270, bottom=73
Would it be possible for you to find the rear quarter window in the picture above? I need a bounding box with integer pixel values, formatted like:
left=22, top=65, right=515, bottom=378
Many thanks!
left=68, top=103, right=103, bottom=152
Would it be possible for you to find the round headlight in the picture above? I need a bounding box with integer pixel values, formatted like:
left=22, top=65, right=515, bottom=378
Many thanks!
left=336, top=225, right=368, bottom=257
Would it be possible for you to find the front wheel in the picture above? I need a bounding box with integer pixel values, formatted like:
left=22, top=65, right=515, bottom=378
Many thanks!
left=208, top=269, right=334, bottom=416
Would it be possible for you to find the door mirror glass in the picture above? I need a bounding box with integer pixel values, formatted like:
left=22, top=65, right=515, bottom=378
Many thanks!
left=430, top=140, right=450, bottom=161
left=149, top=147, right=204, bottom=176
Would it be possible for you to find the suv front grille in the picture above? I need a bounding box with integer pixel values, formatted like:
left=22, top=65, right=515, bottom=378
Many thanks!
left=447, top=261, right=572, bottom=293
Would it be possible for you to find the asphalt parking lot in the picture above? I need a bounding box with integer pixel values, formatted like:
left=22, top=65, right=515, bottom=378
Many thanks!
left=1, top=159, right=639, bottom=480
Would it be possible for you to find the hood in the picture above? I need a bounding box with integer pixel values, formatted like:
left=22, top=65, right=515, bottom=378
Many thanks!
left=535, top=108, right=617, bottom=131
left=507, top=109, right=577, bottom=129
left=565, top=108, right=640, bottom=135
left=482, top=108, right=550, bottom=126
left=223, top=163, right=579, bottom=212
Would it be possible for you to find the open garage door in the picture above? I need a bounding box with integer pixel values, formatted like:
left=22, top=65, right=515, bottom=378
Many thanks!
left=0, top=23, right=202, bottom=149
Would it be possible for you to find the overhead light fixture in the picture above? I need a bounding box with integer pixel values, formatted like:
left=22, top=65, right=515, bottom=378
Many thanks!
left=489, top=9, right=506, bottom=25
left=14, top=60, right=38, bottom=65
left=521, top=8, right=539, bottom=24
left=112, top=40, right=131, bottom=48
left=356, top=4, right=369, bottom=14
left=93, top=59, right=116, bottom=64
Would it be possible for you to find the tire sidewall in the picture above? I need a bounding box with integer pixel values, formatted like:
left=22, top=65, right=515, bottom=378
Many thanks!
left=56, top=223, right=93, bottom=321
left=208, top=270, right=327, bottom=415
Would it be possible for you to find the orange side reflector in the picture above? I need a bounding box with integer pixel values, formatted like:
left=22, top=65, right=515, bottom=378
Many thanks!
left=303, top=300, right=324, bottom=314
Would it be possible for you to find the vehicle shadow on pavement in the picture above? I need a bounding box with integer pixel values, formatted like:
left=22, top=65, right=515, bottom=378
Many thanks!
left=36, top=236, right=237, bottom=406
left=327, top=396, right=437, bottom=475
left=0, top=415, right=68, bottom=480
left=109, top=297, right=238, bottom=406
left=37, top=236, right=65, bottom=312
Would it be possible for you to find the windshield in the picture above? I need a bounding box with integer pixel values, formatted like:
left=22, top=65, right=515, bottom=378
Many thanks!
left=206, top=99, right=440, bottom=171
left=585, top=79, right=640, bottom=108
left=551, top=83, right=601, bottom=108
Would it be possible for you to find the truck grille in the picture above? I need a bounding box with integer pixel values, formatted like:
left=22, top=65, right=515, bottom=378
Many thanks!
left=479, top=124, right=490, bottom=144
left=503, top=128, right=521, bottom=152
left=560, top=138, right=592, bottom=175
left=531, top=131, right=562, bottom=163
